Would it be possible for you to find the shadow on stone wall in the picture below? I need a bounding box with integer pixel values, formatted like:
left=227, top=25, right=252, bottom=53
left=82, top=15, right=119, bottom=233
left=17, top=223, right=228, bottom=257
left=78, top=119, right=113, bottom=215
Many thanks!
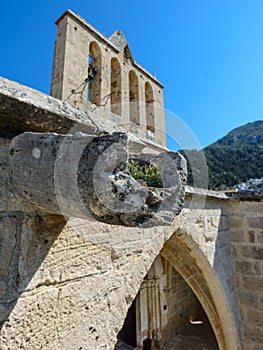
left=0, top=213, right=66, bottom=330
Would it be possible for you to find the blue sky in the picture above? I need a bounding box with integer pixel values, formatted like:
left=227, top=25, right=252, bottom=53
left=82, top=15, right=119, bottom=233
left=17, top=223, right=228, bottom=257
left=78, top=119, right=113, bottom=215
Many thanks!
left=0, top=0, right=262, bottom=148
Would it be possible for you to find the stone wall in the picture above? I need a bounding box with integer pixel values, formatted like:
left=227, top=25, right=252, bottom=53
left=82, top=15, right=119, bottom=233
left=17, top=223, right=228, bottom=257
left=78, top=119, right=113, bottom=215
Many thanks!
left=227, top=198, right=263, bottom=350
left=0, top=188, right=244, bottom=350
left=161, top=263, right=201, bottom=342
left=1, top=76, right=262, bottom=350
left=161, top=192, right=242, bottom=350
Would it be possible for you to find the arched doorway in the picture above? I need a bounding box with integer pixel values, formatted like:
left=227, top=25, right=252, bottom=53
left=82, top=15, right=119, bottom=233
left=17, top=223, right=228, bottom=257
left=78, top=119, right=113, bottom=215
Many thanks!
left=114, top=227, right=241, bottom=350
left=116, top=255, right=218, bottom=349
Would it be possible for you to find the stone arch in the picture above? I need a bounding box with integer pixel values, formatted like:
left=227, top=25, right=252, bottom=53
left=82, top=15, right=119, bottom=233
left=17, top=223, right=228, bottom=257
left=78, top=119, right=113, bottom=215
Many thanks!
left=133, top=255, right=204, bottom=348
left=160, top=229, right=241, bottom=350
left=129, top=70, right=139, bottom=125
left=145, top=82, right=155, bottom=132
left=87, top=41, right=101, bottom=106
left=111, top=57, right=122, bottom=115
left=115, top=226, right=241, bottom=350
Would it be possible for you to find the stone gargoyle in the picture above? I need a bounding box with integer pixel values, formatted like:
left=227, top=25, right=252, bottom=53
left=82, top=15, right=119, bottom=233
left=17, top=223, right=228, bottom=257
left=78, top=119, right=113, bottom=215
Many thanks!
left=8, top=131, right=187, bottom=227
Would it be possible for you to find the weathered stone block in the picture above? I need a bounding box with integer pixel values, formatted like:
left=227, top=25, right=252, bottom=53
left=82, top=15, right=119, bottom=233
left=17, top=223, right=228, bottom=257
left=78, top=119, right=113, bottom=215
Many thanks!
left=239, top=290, right=261, bottom=309
left=243, top=202, right=263, bottom=214
left=240, top=245, right=263, bottom=260
left=252, top=343, right=263, bottom=350
left=247, top=217, right=263, bottom=229
left=234, top=260, right=262, bottom=276
left=228, top=216, right=243, bottom=228
left=242, top=276, right=263, bottom=292
left=255, top=230, right=263, bottom=244
left=244, top=326, right=263, bottom=343
left=229, top=228, right=245, bottom=243
left=230, top=243, right=240, bottom=258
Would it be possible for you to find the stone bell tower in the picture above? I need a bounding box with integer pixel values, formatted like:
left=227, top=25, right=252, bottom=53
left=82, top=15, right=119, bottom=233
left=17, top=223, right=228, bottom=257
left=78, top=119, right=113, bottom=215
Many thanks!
left=51, top=9, right=166, bottom=146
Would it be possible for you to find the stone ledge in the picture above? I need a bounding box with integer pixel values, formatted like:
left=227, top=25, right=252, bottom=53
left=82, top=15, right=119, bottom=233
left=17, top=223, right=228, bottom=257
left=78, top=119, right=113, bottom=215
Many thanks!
left=186, top=187, right=263, bottom=202
left=225, top=189, right=263, bottom=201
left=185, top=186, right=229, bottom=200
left=0, top=76, right=166, bottom=154
left=0, top=76, right=101, bottom=136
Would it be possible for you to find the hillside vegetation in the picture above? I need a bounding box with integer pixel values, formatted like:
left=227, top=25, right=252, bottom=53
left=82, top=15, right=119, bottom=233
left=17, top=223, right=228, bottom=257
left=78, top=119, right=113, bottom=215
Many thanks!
left=180, top=121, right=263, bottom=190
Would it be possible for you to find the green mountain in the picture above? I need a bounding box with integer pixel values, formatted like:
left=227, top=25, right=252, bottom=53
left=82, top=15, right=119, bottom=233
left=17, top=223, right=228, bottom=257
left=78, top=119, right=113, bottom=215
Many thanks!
left=180, top=121, right=263, bottom=190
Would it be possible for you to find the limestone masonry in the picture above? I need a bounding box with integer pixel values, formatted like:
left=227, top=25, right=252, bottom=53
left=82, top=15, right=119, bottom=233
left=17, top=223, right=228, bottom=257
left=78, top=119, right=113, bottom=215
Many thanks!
left=0, top=9, right=262, bottom=350
left=51, top=10, right=166, bottom=146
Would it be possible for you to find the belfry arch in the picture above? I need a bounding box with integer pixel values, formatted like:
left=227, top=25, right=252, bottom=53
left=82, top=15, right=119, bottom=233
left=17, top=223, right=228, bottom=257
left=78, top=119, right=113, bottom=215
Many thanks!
left=145, top=82, right=155, bottom=133
left=129, top=70, right=140, bottom=125
left=111, top=57, right=122, bottom=115
left=115, top=227, right=241, bottom=350
left=87, top=41, right=101, bottom=106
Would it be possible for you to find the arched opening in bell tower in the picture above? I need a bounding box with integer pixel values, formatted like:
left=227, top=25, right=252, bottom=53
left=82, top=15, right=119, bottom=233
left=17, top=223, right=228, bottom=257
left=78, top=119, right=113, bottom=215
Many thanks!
left=111, top=57, right=122, bottom=116
left=129, top=70, right=140, bottom=125
left=87, top=41, right=101, bottom=106
left=145, top=82, right=155, bottom=133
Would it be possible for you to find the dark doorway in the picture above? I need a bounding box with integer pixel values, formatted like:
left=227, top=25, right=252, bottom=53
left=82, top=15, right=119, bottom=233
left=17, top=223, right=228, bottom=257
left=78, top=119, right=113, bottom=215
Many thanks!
left=117, top=299, right=137, bottom=347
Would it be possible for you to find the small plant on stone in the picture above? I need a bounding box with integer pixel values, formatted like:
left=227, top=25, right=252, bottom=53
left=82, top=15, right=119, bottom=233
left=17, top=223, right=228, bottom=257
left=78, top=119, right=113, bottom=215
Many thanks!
left=128, top=159, right=163, bottom=188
